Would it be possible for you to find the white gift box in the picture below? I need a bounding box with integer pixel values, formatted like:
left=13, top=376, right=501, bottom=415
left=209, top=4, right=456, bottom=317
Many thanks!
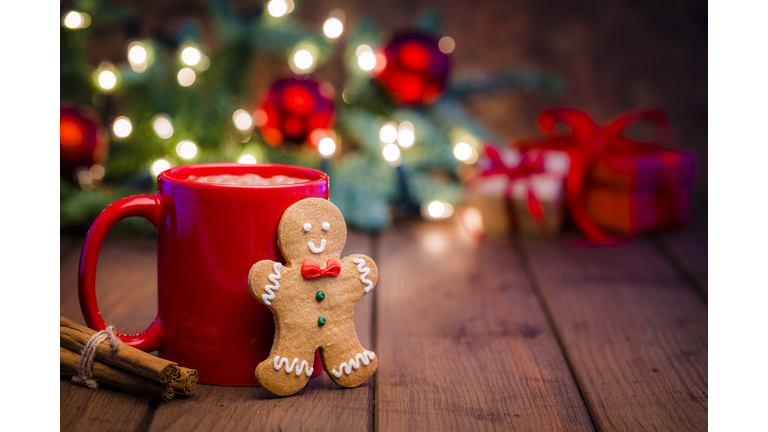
left=466, top=147, right=571, bottom=236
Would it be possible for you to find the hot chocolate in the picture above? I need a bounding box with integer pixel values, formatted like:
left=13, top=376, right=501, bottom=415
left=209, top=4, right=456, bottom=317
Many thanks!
left=186, top=174, right=309, bottom=185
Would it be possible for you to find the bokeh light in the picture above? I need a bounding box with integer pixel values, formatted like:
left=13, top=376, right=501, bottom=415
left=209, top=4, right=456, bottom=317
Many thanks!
left=177, top=68, right=196, bottom=86
left=63, top=11, right=90, bottom=29
left=318, top=137, right=336, bottom=156
left=63, top=12, right=83, bottom=28
left=127, top=42, right=148, bottom=72
left=459, top=206, right=484, bottom=236
left=329, top=9, right=346, bottom=22
left=356, top=44, right=372, bottom=57
left=195, top=54, right=211, bottom=72
left=358, top=52, right=376, bottom=71
left=428, top=201, right=445, bottom=218
left=267, top=0, right=288, bottom=17
left=342, top=87, right=358, bottom=104
left=233, top=109, right=253, bottom=130
left=372, top=51, right=387, bottom=74
left=356, top=45, right=377, bottom=71
left=97, top=70, right=117, bottom=90
left=152, top=159, right=171, bottom=176
left=77, top=167, right=93, bottom=186
left=397, top=129, right=415, bottom=147
left=238, top=154, right=257, bottom=164
left=309, top=129, right=329, bottom=147
left=424, top=200, right=454, bottom=219
left=181, top=47, right=201, bottom=66
left=319, top=81, right=336, bottom=99
left=397, top=121, right=415, bottom=147
left=323, top=18, right=343, bottom=38
left=438, top=36, right=456, bottom=54
left=128, top=44, right=147, bottom=64
left=379, top=123, right=398, bottom=143
left=253, top=109, right=268, bottom=127
left=293, top=50, right=314, bottom=71
left=422, top=230, right=448, bottom=254
left=152, top=115, right=173, bottom=139
left=112, top=116, right=132, bottom=138
left=176, top=141, right=198, bottom=159
left=382, top=143, right=401, bottom=162
left=90, top=164, right=105, bottom=180
left=453, top=142, right=473, bottom=161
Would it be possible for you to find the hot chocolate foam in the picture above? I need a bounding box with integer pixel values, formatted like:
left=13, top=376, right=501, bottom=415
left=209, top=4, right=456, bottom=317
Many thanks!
left=186, top=174, right=310, bottom=185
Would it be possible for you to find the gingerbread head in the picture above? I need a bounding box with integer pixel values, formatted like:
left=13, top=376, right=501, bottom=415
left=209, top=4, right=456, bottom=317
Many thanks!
left=248, top=198, right=378, bottom=396
left=276, top=197, right=347, bottom=267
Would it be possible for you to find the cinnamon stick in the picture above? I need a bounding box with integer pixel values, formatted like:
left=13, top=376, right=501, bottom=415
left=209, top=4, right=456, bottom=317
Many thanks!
left=60, top=347, right=174, bottom=401
left=170, top=367, right=198, bottom=394
left=60, top=316, right=181, bottom=384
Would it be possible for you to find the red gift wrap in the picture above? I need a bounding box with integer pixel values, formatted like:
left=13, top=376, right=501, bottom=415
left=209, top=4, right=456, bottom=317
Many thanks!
left=516, top=108, right=695, bottom=243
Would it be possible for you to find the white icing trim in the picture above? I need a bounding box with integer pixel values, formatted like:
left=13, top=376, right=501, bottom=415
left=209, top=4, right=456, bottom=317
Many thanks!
left=308, top=239, right=326, bottom=253
left=262, top=262, right=282, bottom=305
left=303, top=223, right=311, bottom=232
left=322, top=222, right=330, bottom=231
left=273, top=356, right=314, bottom=376
left=331, top=351, right=375, bottom=378
left=353, top=258, right=373, bottom=293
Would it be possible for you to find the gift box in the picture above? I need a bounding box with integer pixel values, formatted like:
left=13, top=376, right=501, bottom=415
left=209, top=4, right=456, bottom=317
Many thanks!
left=516, top=108, right=695, bottom=243
left=585, top=147, right=695, bottom=234
left=465, top=144, right=571, bottom=237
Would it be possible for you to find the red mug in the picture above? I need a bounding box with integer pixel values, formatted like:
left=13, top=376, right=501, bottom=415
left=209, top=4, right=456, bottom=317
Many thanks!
left=78, top=163, right=329, bottom=385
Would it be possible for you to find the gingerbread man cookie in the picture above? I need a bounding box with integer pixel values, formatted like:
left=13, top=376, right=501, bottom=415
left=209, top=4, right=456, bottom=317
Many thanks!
left=248, top=198, right=378, bottom=396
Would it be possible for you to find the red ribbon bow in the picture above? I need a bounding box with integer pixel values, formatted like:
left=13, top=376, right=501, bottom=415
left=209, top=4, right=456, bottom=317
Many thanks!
left=301, top=259, right=342, bottom=279
left=480, top=144, right=548, bottom=229
left=518, top=107, right=672, bottom=245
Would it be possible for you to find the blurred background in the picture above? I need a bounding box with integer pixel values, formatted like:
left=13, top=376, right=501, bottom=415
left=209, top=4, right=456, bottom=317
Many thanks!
left=60, top=0, right=706, bottom=237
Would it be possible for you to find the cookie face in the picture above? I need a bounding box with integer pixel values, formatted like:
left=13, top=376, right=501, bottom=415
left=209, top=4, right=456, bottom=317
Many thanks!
left=248, top=198, right=378, bottom=396
left=277, top=198, right=347, bottom=267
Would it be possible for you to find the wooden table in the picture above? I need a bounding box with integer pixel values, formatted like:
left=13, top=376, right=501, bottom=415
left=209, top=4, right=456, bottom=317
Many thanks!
left=60, top=216, right=707, bottom=431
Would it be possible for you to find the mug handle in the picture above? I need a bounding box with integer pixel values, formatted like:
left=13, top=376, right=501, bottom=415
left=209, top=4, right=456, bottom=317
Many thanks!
left=78, top=194, right=166, bottom=352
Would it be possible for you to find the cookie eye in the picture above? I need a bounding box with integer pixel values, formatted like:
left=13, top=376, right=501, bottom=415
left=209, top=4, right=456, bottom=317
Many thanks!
left=303, top=223, right=311, bottom=232
left=322, top=222, right=330, bottom=231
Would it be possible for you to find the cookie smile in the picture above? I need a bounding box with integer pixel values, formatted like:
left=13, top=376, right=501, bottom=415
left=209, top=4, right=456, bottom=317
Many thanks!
left=308, top=239, right=326, bottom=253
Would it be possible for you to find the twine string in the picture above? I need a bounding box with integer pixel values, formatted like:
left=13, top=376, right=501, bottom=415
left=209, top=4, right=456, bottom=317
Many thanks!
left=71, top=325, right=121, bottom=389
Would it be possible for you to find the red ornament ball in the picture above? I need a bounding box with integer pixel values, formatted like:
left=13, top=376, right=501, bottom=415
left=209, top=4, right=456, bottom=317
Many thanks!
left=373, top=32, right=451, bottom=105
left=60, top=103, right=108, bottom=174
left=257, top=78, right=335, bottom=146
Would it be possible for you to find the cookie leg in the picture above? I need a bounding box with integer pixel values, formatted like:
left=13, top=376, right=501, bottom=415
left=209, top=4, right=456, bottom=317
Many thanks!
left=255, top=336, right=316, bottom=396
left=320, top=330, right=378, bottom=388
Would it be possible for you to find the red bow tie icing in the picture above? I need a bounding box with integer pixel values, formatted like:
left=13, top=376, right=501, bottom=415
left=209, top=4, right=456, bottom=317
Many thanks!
left=301, top=259, right=342, bottom=279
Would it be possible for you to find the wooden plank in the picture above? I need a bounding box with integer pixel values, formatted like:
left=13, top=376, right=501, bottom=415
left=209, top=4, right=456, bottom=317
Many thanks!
left=657, top=216, right=708, bottom=297
left=60, top=380, right=156, bottom=432
left=147, top=230, right=375, bottom=432
left=60, top=236, right=160, bottom=432
left=521, top=237, right=708, bottom=431
left=375, top=222, right=594, bottom=431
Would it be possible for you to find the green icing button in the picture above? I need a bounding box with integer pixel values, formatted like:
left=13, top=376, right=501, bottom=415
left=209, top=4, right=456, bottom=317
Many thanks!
left=316, top=291, right=325, bottom=301
left=318, top=316, right=326, bottom=326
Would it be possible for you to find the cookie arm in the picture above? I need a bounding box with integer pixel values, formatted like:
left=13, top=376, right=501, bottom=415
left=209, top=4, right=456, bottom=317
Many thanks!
left=341, top=254, right=378, bottom=299
left=248, top=260, right=283, bottom=307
